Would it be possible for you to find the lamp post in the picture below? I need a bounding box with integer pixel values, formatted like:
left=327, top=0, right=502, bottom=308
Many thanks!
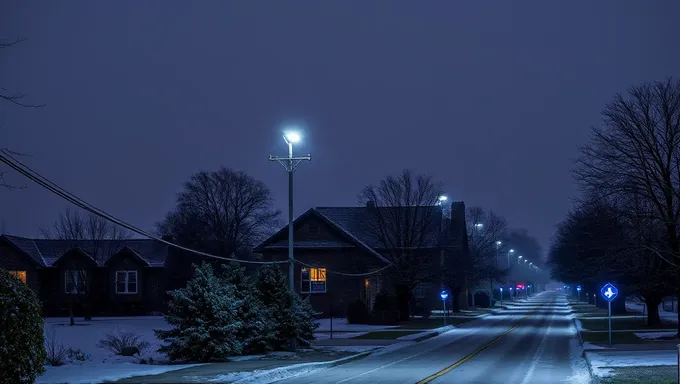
left=491, top=240, right=501, bottom=307
left=508, top=249, right=514, bottom=268
left=269, top=130, right=311, bottom=351
left=440, top=290, right=449, bottom=326
left=499, top=287, right=503, bottom=306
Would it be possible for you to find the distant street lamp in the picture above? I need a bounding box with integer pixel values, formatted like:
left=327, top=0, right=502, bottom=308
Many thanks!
left=491, top=240, right=502, bottom=307
left=269, top=129, right=311, bottom=351
left=440, top=290, right=449, bottom=326
left=508, top=249, right=515, bottom=268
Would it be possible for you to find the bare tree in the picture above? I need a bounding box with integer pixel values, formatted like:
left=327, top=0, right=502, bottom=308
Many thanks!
left=157, top=167, right=281, bottom=257
left=359, top=169, right=443, bottom=320
left=40, top=208, right=131, bottom=324
left=1, top=37, right=42, bottom=190
left=462, top=206, right=508, bottom=307
left=574, top=78, right=680, bottom=331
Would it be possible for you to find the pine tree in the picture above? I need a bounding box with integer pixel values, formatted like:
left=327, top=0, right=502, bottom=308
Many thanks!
left=154, top=262, right=243, bottom=362
left=219, top=261, right=274, bottom=354
left=255, top=265, right=318, bottom=350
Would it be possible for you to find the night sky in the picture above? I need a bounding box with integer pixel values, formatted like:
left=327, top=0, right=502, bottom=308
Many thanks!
left=2, top=1, right=679, bottom=254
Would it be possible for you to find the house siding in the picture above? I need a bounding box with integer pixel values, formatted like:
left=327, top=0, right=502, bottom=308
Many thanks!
left=0, top=242, right=41, bottom=295
left=259, top=214, right=387, bottom=317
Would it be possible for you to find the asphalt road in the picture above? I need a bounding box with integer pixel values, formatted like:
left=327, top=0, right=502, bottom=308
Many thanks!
left=277, top=291, right=583, bottom=384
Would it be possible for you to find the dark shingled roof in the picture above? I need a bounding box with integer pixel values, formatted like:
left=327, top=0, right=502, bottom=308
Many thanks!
left=314, top=206, right=443, bottom=250
left=1, top=235, right=169, bottom=267
left=256, top=206, right=444, bottom=262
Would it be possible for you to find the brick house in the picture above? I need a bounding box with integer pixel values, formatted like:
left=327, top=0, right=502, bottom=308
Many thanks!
left=0, top=234, right=178, bottom=316
left=254, top=201, right=469, bottom=317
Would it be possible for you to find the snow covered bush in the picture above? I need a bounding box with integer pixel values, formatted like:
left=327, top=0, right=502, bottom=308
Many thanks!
left=154, top=262, right=243, bottom=362
left=255, top=265, right=318, bottom=350
left=97, top=331, right=150, bottom=356
left=219, top=261, right=274, bottom=355
left=0, top=269, right=46, bottom=384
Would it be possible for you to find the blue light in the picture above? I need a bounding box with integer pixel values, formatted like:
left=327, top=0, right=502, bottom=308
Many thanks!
left=440, top=290, right=449, bottom=300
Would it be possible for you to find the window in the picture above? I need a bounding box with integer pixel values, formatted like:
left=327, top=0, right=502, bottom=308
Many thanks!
left=308, top=224, right=319, bottom=237
left=301, top=267, right=326, bottom=293
left=115, top=271, right=138, bottom=294
left=65, top=270, right=86, bottom=294
left=413, top=283, right=432, bottom=299
left=8, top=271, right=27, bottom=284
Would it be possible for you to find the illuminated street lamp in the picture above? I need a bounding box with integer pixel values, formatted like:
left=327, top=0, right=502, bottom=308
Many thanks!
left=507, top=249, right=515, bottom=268
left=269, top=128, right=311, bottom=351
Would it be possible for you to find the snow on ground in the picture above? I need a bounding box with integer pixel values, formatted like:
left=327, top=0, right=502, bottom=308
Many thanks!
left=566, top=301, right=595, bottom=384
left=43, top=316, right=172, bottom=364
left=39, top=316, right=193, bottom=384
left=586, top=350, right=678, bottom=378
left=314, top=332, right=366, bottom=340
left=314, top=318, right=397, bottom=332
left=313, top=346, right=383, bottom=353
left=634, top=331, right=677, bottom=340
left=37, top=362, right=203, bottom=384
left=188, top=367, right=322, bottom=384
left=626, top=302, right=679, bottom=324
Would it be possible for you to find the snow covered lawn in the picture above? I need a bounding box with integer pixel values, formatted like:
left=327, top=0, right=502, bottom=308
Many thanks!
left=39, top=316, right=200, bottom=384
left=586, top=350, right=678, bottom=379
left=43, top=316, right=172, bottom=363
left=38, top=363, right=203, bottom=384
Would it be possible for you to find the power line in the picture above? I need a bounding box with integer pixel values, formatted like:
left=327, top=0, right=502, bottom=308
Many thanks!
left=0, top=150, right=391, bottom=276
left=0, top=150, right=285, bottom=265
left=296, top=259, right=392, bottom=277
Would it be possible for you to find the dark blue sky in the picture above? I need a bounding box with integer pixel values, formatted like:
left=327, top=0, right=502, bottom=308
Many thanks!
left=1, top=1, right=679, bottom=253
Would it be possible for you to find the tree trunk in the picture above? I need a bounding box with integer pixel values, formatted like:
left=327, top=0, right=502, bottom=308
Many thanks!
left=396, top=285, right=410, bottom=321
left=68, top=300, right=75, bottom=326
left=451, top=286, right=463, bottom=312
left=643, top=296, right=662, bottom=327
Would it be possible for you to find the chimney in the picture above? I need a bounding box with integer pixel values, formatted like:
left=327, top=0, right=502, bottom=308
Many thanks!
left=366, top=200, right=375, bottom=208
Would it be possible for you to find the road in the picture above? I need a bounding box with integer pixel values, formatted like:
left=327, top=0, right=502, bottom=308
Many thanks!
left=278, top=291, right=585, bottom=384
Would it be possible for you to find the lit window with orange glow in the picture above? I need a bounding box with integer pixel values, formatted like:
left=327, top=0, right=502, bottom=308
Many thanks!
left=301, top=267, right=327, bottom=293
left=8, top=270, right=27, bottom=284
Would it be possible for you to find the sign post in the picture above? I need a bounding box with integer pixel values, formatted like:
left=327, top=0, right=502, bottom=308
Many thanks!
left=577, top=285, right=582, bottom=302
left=601, top=283, right=619, bottom=346
left=440, top=290, right=449, bottom=326
left=499, top=287, right=503, bottom=306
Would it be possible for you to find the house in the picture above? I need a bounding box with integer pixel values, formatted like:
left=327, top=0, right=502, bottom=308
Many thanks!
left=0, top=234, right=179, bottom=316
left=254, top=201, right=469, bottom=317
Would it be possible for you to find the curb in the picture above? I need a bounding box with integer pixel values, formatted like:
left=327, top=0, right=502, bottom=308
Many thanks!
left=400, top=325, right=455, bottom=342
left=238, top=350, right=374, bottom=384
left=573, top=318, right=585, bottom=346
left=582, top=351, right=602, bottom=384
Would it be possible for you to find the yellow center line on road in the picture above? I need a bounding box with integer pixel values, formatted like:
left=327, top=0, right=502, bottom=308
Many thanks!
left=416, top=302, right=546, bottom=384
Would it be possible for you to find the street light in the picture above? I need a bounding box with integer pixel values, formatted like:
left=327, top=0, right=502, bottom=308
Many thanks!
left=440, top=290, right=449, bottom=326
left=508, top=249, right=515, bottom=268
left=474, top=223, right=484, bottom=229
left=491, top=240, right=502, bottom=306
left=269, top=129, right=311, bottom=351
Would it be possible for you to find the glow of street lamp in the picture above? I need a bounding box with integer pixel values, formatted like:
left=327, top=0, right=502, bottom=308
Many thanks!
left=496, top=241, right=502, bottom=246
left=438, top=195, right=448, bottom=202
left=518, top=255, right=523, bottom=259
left=474, top=223, right=483, bottom=229
left=509, top=249, right=515, bottom=253
left=283, top=131, right=301, bottom=143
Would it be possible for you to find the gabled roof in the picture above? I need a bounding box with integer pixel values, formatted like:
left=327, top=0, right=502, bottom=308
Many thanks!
left=255, top=206, right=445, bottom=263
left=1, top=235, right=47, bottom=267
left=1, top=235, right=168, bottom=267
left=255, top=208, right=390, bottom=263
left=104, top=246, right=151, bottom=267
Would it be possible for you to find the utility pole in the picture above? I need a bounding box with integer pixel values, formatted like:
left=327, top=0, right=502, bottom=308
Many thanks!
left=269, top=131, right=311, bottom=352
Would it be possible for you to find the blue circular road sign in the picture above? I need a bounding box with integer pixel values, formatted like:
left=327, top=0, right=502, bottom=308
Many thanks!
left=440, top=290, right=449, bottom=300
left=577, top=286, right=582, bottom=292
left=600, top=283, right=618, bottom=302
